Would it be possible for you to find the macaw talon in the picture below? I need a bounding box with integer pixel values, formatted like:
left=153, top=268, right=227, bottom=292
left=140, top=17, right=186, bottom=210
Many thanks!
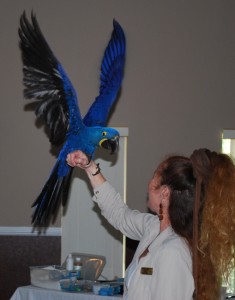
left=101, top=136, right=119, bottom=154
left=86, top=154, right=92, bottom=165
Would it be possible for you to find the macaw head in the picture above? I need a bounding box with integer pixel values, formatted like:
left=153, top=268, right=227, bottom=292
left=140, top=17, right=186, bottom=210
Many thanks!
left=98, top=127, right=120, bottom=154
left=65, top=126, right=120, bottom=158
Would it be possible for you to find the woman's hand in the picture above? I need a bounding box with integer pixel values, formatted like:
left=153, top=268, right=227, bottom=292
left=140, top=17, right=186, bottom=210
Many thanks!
left=66, top=150, right=106, bottom=188
left=66, top=150, right=91, bottom=168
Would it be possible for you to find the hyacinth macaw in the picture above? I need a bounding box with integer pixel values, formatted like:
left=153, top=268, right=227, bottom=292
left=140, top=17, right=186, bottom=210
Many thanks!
left=18, top=12, right=126, bottom=226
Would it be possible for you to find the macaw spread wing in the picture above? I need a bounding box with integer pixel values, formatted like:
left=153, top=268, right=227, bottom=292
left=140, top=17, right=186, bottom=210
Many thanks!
left=19, top=12, right=83, bottom=147
left=83, top=19, right=126, bottom=127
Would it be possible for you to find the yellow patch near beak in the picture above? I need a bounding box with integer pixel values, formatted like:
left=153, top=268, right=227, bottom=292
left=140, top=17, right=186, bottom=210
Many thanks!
left=99, top=138, right=107, bottom=146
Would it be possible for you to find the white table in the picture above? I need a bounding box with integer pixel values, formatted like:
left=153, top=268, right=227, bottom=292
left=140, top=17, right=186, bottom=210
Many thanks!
left=10, top=286, right=122, bottom=300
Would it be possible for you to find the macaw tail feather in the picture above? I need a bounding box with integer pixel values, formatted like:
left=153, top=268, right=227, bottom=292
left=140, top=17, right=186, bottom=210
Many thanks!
left=31, top=161, right=73, bottom=226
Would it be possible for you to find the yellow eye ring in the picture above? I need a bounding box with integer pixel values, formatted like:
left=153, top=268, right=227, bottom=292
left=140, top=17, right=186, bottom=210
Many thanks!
left=102, top=131, right=107, bottom=136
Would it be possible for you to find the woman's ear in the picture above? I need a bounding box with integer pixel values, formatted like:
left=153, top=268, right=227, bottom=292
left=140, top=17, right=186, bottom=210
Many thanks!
left=161, top=185, right=170, bottom=201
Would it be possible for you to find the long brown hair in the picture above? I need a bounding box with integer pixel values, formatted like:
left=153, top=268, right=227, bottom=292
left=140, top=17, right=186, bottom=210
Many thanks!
left=159, top=150, right=235, bottom=300
left=192, top=150, right=235, bottom=299
left=160, top=155, right=196, bottom=245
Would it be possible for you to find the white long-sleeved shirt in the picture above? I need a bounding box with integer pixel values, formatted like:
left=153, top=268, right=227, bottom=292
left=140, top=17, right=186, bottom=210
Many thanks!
left=93, top=181, right=194, bottom=300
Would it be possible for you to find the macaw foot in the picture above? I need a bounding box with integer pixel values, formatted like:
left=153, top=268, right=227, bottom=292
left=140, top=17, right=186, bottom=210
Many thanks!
left=86, top=154, right=92, bottom=165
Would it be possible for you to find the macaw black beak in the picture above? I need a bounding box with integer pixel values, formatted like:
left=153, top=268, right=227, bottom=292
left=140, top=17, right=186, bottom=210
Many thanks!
left=100, top=135, right=119, bottom=154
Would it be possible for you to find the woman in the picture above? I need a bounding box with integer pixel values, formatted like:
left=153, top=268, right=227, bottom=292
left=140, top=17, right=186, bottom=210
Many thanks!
left=66, top=149, right=235, bottom=300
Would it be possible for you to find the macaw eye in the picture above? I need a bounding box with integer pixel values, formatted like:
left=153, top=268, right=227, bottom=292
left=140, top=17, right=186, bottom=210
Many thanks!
left=102, top=131, right=107, bottom=136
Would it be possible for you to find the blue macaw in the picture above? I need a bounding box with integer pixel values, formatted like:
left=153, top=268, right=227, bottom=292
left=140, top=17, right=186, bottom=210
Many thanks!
left=18, top=12, right=126, bottom=226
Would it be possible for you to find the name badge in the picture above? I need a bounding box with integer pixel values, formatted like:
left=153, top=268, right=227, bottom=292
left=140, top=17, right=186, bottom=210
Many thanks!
left=140, top=267, right=153, bottom=275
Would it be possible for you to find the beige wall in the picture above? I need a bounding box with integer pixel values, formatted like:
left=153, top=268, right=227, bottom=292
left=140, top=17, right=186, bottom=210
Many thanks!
left=0, top=0, right=234, bottom=226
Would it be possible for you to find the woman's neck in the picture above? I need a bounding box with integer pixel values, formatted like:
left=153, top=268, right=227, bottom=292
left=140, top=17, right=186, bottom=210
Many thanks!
left=160, top=218, right=171, bottom=232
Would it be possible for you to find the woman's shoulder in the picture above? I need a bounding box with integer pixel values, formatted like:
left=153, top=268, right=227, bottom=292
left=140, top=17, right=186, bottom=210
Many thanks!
left=162, top=230, right=191, bottom=258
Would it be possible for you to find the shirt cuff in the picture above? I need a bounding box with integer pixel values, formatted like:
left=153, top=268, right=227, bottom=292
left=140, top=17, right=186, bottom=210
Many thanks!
left=93, top=181, right=112, bottom=199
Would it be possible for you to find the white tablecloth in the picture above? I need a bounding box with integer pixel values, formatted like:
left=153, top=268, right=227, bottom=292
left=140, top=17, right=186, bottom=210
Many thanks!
left=10, top=286, right=122, bottom=300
